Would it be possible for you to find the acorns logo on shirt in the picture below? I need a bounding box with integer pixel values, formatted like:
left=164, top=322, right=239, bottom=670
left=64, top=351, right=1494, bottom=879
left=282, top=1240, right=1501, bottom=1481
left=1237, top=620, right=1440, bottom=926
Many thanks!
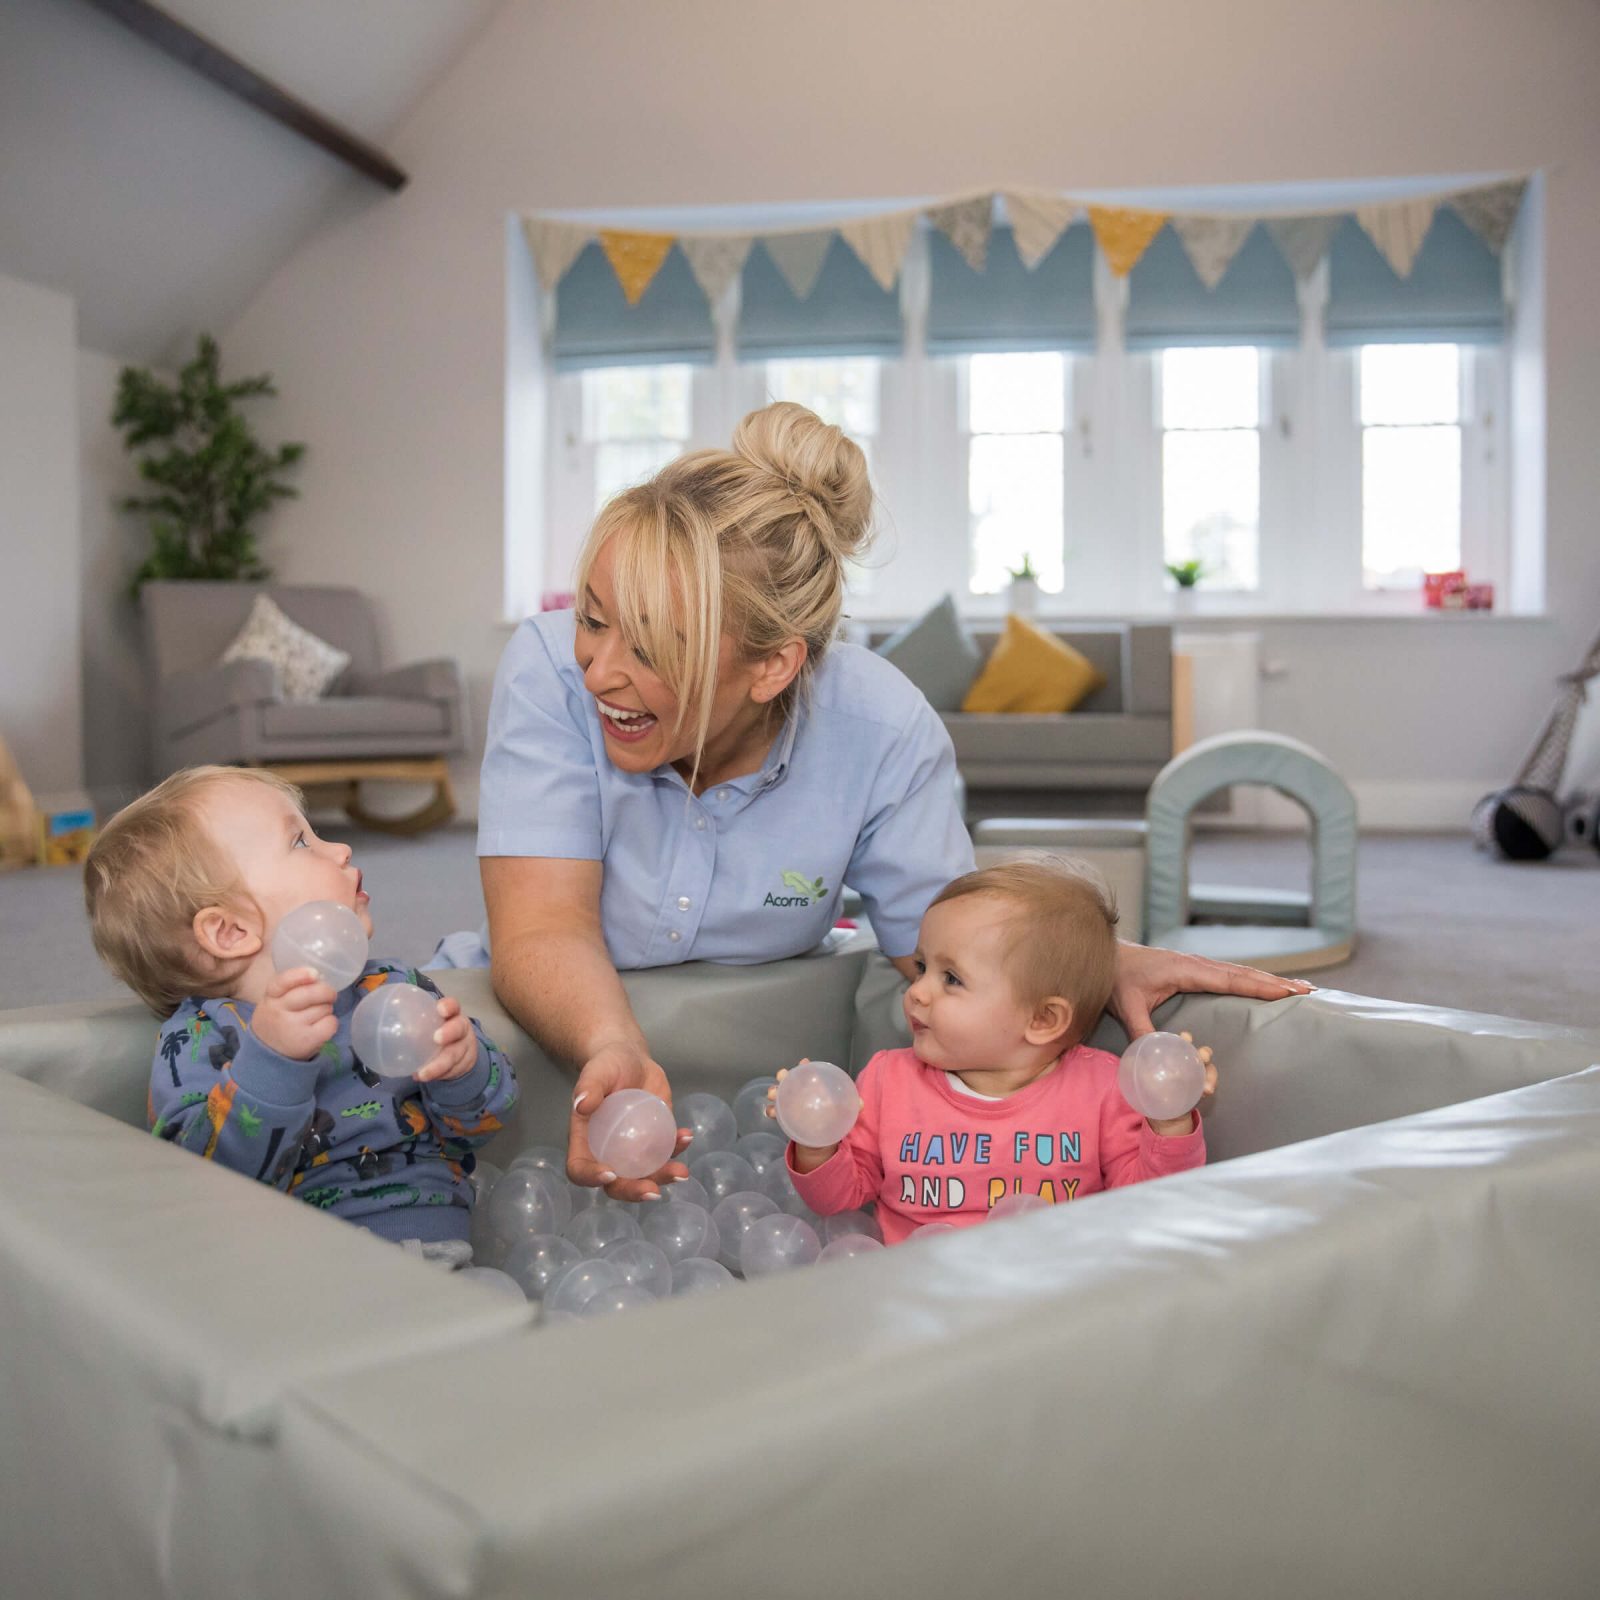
left=765, top=870, right=826, bottom=908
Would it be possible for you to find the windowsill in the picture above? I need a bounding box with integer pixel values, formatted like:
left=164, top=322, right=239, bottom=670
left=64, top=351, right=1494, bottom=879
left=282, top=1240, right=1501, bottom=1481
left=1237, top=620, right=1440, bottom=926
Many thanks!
left=846, top=605, right=1550, bottom=628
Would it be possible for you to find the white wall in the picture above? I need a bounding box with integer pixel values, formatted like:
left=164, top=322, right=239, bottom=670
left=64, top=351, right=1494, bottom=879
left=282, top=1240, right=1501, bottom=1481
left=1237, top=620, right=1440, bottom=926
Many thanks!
left=0, top=271, right=82, bottom=799
left=222, top=0, right=1600, bottom=825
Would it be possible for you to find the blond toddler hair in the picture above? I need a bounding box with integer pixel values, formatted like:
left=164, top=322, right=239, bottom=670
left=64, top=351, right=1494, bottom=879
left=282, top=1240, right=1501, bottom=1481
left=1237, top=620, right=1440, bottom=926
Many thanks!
left=84, top=765, right=303, bottom=1017
left=930, top=856, right=1120, bottom=1048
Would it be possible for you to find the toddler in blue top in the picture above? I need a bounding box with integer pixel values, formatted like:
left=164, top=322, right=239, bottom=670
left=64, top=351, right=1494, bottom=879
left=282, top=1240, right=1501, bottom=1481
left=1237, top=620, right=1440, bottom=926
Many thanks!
left=85, top=766, right=516, bottom=1246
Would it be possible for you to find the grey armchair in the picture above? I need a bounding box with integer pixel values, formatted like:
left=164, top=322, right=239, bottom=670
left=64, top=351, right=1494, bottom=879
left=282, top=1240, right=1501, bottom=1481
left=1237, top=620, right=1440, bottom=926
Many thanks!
left=144, top=581, right=468, bottom=832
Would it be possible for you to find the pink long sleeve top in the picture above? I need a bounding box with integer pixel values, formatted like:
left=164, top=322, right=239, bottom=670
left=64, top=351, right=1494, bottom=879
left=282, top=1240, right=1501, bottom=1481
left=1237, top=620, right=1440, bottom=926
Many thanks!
left=788, top=1045, right=1205, bottom=1244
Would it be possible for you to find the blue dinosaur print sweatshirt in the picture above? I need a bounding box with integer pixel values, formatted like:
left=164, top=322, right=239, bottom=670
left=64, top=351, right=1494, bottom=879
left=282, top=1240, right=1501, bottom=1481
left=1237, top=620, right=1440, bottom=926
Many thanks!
left=148, top=962, right=517, bottom=1244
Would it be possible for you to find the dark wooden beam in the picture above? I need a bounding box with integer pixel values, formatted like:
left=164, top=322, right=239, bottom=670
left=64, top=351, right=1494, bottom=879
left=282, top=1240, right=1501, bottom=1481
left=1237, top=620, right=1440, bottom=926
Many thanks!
left=77, top=0, right=408, bottom=192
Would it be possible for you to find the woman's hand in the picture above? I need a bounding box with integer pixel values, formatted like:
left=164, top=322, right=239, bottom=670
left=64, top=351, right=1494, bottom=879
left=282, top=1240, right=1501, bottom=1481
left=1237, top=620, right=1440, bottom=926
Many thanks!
left=1147, top=1031, right=1217, bottom=1137
left=1110, top=941, right=1311, bottom=1040
left=567, top=1041, right=692, bottom=1202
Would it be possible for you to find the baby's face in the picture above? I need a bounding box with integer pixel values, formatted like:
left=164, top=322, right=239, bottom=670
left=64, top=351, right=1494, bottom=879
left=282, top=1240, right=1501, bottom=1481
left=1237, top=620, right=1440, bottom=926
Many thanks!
left=199, top=780, right=373, bottom=946
left=903, top=895, right=1034, bottom=1073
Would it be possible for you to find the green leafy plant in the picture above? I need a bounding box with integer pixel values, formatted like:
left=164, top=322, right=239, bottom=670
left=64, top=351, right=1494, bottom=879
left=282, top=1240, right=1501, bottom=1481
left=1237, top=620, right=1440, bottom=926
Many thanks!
left=113, top=334, right=305, bottom=594
left=1165, top=558, right=1205, bottom=589
left=1007, top=553, right=1040, bottom=582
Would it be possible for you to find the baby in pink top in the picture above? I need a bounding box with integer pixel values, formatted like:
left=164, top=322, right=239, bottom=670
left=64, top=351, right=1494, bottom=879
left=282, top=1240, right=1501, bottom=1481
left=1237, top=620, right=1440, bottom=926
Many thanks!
left=784, top=858, right=1214, bottom=1244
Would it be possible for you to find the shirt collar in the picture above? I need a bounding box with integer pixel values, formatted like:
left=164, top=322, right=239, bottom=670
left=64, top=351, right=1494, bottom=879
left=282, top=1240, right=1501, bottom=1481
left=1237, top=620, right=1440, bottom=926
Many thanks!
left=649, top=705, right=799, bottom=797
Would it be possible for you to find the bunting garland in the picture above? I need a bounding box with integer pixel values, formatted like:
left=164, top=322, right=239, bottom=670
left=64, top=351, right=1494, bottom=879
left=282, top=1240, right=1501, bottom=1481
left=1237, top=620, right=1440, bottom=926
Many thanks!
left=523, top=175, right=1528, bottom=303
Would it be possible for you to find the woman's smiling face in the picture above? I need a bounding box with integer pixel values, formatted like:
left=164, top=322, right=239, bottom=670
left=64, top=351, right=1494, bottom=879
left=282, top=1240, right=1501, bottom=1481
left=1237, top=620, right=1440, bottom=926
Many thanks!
left=573, top=539, right=766, bottom=782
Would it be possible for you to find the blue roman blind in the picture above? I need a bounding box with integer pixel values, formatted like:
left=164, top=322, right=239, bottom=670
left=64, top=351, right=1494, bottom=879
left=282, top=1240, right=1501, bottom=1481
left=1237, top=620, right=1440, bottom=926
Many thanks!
left=1325, top=210, right=1505, bottom=346
left=926, top=223, right=1096, bottom=355
left=551, top=243, right=717, bottom=370
left=1124, top=223, right=1300, bottom=350
left=736, top=237, right=903, bottom=359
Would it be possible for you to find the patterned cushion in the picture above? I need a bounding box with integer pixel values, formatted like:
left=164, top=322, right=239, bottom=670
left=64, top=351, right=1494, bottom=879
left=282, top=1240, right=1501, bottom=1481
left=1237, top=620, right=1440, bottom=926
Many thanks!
left=221, top=594, right=350, bottom=703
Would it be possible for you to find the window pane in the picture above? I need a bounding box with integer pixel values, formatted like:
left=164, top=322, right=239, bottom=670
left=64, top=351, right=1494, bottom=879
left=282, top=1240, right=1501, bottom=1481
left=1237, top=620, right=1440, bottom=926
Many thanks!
left=1359, top=344, right=1460, bottom=426
left=582, top=365, right=692, bottom=443
left=968, top=352, right=1065, bottom=435
left=1162, top=430, right=1260, bottom=589
left=765, top=357, right=879, bottom=437
left=1161, top=347, right=1259, bottom=431
left=1362, top=425, right=1461, bottom=586
left=969, top=433, right=1063, bottom=595
left=595, top=439, right=681, bottom=512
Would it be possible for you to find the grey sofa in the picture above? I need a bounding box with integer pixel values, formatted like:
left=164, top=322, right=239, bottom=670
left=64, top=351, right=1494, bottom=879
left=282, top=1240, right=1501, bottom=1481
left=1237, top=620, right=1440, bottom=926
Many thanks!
left=3, top=939, right=1599, bottom=1600
left=869, top=621, right=1173, bottom=818
left=144, top=581, right=469, bottom=777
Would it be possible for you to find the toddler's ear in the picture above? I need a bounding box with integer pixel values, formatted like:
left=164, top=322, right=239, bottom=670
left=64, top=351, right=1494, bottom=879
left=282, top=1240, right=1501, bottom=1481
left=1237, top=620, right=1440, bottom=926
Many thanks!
left=1025, top=996, right=1074, bottom=1048
left=193, top=903, right=265, bottom=964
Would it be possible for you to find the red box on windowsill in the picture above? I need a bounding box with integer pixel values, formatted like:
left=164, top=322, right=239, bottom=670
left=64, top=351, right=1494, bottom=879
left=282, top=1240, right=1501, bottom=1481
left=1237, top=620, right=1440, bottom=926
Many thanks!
left=1464, top=583, right=1495, bottom=611
left=1424, top=571, right=1467, bottom=609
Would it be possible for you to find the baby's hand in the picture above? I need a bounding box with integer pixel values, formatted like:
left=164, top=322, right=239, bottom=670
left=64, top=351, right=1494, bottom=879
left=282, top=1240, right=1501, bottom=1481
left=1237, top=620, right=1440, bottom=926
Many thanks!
left=252, top=968, right=338, bottom=1061
left=413, top=996, right=478, bottom=1084
left=767, top=1061, right=839, bottom=1173
left=1147, top=1031, right=1218, bottom=1136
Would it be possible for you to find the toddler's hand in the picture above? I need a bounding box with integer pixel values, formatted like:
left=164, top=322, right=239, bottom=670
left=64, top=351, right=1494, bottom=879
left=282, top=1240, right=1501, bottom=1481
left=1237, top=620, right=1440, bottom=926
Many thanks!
left=1147, top=1031, right=1218, bottom=1136
left=252, top=968, right=338, bottom=1061
left=767, top=1061, right=839, bottom=1173
left=413, top=996, right=478, bottom=1084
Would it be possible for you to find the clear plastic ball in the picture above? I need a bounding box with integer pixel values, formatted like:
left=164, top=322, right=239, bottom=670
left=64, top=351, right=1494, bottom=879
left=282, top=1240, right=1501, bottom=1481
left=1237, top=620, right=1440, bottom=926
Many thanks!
left=458, top=1266, right=527, bottom=1302
left=757, top=1160, right=813, bottom=1219
left=545, top=1257, right=625, bottom=1316
left=579, top=1284, right=657, bottom=1318
left=773, top=1061, right=861, bottom=1147
left=740, top=1213, right=821, bottom=1278
left=563, top=1204, right=641, bottom=1257
left=641, top=1200, right=721, bottom=1265
left=687, top=1149, right=759, bottom=1206
left=486, top=1166, right=572, bottom=1249
left=679, top=1092, right=737, bottom=1153
left=819, top=1233, right=884, bottom=1264
left=510, top=1145, right=567, bottom=1177
left=670, top=1257, right=736, bottom=1296
left=910, top=1222, right=957, bottom=1241
left=821, top=1209, right=882, bottom=1245
left=586, top=1088, right=678, bottom=1180
left=468, top=1159, right=503, bottom=1208
left=1118, top=1031, right=1207, bottom=1122
left=733, top=1131, right=786, bottom=1181
left=731, top=1076, right=780, bottom=1137
left=711, top=1190, right=779, bottom=1271
left=663, top=1174, right=711, bottom=1210
left=350, top=983, right=440, bottom=1082
left=270, top=900, right=369, bottom=992
left=502, top=1234, right=581, bottom=1303
left=605, top=1239, right=673, bottom=1298
left=989, top=1192, right=1049, bottom=1221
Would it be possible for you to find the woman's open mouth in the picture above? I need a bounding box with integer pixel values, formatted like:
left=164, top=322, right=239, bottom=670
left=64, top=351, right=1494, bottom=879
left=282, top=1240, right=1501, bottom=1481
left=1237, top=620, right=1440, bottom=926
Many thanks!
left=596, top=699, right=658, bottom=743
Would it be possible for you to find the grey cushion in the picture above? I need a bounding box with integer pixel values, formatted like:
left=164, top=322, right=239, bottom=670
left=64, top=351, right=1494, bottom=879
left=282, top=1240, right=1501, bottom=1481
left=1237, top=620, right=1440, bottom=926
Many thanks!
left=259, top=697, right=449, bottom=740
left=943, top=711, right=1173, bottom=766
left=873, top=594, right=982, bottom=711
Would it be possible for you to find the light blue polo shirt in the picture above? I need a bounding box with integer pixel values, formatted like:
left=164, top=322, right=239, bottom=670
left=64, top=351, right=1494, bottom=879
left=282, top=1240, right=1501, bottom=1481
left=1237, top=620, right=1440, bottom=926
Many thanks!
left=472, top=610, right=974, bottom=968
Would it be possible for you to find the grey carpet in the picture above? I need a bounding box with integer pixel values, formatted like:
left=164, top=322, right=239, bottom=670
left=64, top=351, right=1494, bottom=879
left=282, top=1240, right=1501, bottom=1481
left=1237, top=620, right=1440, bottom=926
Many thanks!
left=2, top=825, right=1595, bottom=1029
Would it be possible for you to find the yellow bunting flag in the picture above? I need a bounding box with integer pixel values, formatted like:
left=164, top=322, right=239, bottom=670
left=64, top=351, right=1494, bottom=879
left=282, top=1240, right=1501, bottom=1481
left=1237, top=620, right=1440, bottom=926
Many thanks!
left=599, top=230, right=676, bottom=305
left=1088, top=206, right=1169, bottom=277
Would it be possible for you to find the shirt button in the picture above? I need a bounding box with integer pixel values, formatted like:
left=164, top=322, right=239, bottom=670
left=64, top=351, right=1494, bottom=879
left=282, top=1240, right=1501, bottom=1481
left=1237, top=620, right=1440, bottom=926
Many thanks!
left=677, top=896, right=691, bottom=911
left=716, top=788, right=729, bottom=802
left=694, top=817, right=707, bottom=831
left=668, top=930, right=682, bottom=943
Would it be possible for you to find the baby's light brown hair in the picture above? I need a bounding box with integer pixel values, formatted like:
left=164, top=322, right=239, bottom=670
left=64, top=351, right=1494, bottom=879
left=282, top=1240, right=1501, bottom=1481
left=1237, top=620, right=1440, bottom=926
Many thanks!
left=84, top=765, right=304, bottom=1018
left=930, top=856, right=1119, bottom=1047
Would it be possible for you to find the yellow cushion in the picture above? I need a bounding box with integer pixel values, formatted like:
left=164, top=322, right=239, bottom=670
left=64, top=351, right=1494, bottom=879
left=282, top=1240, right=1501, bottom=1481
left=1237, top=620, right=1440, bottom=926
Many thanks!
left=960, top=614, right=1107, bottom=714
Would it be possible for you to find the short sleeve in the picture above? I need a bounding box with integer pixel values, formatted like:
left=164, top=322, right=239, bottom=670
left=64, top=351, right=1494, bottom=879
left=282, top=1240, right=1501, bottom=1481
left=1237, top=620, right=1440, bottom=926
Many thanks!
left=844, top=700, right=974, bottom=958
left=477, top=616, right=604, bottom=860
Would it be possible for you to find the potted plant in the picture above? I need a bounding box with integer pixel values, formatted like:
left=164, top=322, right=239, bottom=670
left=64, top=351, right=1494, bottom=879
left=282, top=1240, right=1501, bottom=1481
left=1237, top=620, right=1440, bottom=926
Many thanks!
left=1165, top=558, right=1204, bottom=611
left=113, top=333, right=305, bottom=595
left=1006, top=553, right=1041, bottom=617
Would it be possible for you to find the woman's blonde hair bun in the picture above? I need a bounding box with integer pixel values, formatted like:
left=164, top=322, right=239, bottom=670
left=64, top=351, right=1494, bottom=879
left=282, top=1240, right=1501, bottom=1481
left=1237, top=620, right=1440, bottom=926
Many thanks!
left=731, top=400, right=873, bottom=562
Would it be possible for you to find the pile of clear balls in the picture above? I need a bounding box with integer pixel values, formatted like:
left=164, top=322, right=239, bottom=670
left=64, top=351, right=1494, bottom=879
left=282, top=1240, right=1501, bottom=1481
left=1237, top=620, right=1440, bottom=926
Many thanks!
left=461, top=1071, right=885, bottom=1323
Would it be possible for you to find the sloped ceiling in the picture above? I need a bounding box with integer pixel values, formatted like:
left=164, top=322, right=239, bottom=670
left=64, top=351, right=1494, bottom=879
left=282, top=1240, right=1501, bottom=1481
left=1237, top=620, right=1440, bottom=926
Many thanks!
left=0, top=0, right=501, bottom=363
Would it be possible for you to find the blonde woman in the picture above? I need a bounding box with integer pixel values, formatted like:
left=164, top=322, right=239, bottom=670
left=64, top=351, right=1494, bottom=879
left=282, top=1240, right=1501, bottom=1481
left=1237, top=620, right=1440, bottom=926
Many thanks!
left=468, top=402, right=1303, bottom=1200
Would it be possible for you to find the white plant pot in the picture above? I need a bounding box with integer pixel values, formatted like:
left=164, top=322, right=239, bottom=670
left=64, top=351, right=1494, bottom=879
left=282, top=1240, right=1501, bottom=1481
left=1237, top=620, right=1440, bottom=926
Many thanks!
left=1007, top=577, right=1040, bottom=617
left=1172, top=586, right=1197, bottom=613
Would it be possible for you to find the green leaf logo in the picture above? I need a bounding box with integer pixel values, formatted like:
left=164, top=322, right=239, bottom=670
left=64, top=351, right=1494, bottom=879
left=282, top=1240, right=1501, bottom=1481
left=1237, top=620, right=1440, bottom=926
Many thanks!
left=780, top=870, right=815, bottom=898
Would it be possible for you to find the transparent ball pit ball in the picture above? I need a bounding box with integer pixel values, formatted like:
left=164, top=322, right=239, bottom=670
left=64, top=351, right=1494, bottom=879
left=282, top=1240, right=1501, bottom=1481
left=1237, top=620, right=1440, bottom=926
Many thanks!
left=270, top=900, right=369, bottom=993
left=544, top=1258, right=626, bottom=1317
left=502, top=1234, right=582, bottom=1304
left=1117, top=1031, right=1206, bottom=1123
left=605, top=1239, right=673, bottom=1299
left=989, top=1192, right=1049, bottom=1222
left=350, top=983, right=441, bottom=1083
left=740, top=1213, right=821, bottom=1278
left=687, top=1149, right=759, bottom=1207
left=670, top=1257, right=735, bottom=1296
left=773, top=1061, right=861, bottom=1147
left=585, top=1088, right=678, bottom=1180
left=731, top=1076, right=780, bottom=1138
left=641, top=1200, right=721, bottom=1265
left=563, top=1204, right=641, bottom=1258
left=818, top=1233, right=884, bottom=1265
left=678, top=1092, right=738, bottom=1153
left=710, top=1190, right=779, bottom=1272
left=486, top=1166, right=572, bottom=1251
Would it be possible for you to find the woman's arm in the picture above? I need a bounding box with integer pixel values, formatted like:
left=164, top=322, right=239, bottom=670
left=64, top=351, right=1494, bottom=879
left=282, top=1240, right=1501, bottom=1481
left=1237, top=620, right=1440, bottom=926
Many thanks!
left=481, top=855, right=688, bottom=1201
left=1108, top=941, right=1310, bottom=1038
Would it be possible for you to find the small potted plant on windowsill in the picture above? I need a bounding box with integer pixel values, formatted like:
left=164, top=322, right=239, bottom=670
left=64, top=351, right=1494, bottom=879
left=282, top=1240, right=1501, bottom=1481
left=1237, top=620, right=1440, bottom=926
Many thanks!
left=1006, top=553, right=1041, bottom=617
left=1165, top=558, right=1204, bottom=612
